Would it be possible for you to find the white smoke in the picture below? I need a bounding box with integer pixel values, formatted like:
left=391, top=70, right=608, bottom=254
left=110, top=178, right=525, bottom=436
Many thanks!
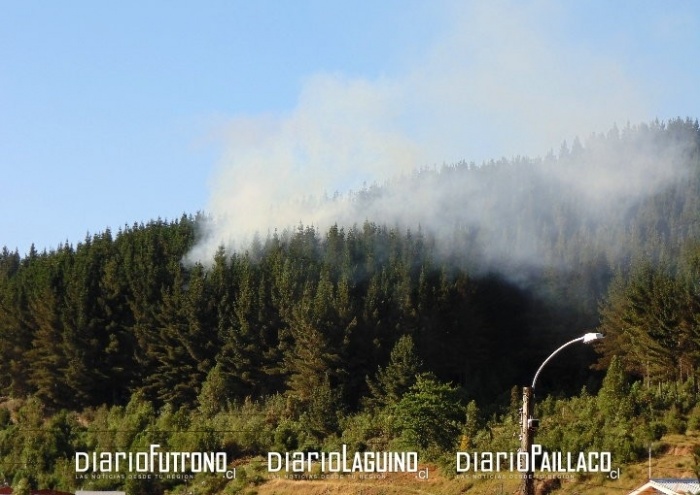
left=187, top=1, right=661, bottom=263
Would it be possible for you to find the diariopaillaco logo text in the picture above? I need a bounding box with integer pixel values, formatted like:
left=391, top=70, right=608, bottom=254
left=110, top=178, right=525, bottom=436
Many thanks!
left=456, top=444, right=615, bottom=474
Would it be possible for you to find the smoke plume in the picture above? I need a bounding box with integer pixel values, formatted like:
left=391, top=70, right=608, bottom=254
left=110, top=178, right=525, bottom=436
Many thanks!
left=186, top=1, right=674, bottom=264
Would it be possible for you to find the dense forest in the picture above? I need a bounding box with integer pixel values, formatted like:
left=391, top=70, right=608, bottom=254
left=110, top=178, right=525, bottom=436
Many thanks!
left=1, top=118, right=700, bottom=493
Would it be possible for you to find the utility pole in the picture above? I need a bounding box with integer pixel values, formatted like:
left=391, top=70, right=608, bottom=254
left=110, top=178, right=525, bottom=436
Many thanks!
left=519, top=333, right=603, bottom=495
left=520, top=386, right=534, bottom=495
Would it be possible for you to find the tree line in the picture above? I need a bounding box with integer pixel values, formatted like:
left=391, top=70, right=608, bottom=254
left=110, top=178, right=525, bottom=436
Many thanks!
left=0, top=216, right=544, bottom=411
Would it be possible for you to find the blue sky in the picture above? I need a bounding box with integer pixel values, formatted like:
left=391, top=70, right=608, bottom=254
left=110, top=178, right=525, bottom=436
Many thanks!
left=2, top=1, right=699, bottom=256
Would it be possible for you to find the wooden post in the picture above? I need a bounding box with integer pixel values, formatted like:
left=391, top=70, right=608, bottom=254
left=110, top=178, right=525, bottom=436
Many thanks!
left=520, top=386, right=534, bottom=495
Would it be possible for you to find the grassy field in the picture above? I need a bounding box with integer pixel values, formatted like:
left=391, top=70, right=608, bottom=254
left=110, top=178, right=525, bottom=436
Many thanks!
left=229, top=432, right=700, bottom=495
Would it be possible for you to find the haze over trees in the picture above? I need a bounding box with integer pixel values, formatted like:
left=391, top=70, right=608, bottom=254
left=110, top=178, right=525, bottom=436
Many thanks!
left=0, top=118, right=699, bottom=493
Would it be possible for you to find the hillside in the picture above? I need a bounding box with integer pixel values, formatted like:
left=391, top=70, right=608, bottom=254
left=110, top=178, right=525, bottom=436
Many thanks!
left=0, top=118, right=699, bottom=494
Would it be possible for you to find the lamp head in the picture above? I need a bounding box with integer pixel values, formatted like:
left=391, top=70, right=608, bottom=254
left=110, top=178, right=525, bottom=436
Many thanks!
left=582, top=332, right=604, bottom=344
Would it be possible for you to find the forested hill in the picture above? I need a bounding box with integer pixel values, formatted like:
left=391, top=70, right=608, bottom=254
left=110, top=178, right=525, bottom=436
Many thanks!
left=1, top=118, right=700, bottom=413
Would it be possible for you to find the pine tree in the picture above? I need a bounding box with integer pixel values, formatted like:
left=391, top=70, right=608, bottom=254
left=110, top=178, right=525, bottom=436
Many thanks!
left=366, top=334, right=422, bottom=408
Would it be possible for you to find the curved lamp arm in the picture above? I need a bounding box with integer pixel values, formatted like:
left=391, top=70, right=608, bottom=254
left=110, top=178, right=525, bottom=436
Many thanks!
left=531, top=332, right=603, bottom=390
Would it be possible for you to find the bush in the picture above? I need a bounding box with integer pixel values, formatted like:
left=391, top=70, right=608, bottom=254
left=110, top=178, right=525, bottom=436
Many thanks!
left=663, top=405, right=686, bottom=435
left=687, top=405, right=700, bottom=432
left=391, top=374, right=464, bottom=455
left=648, top=421, right=668, bottom=441
left=273, top=420, right=299, bottom=451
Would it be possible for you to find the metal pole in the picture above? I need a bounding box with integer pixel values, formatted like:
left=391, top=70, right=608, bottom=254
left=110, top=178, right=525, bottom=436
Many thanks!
left=520, top=386, right=534, bottom=495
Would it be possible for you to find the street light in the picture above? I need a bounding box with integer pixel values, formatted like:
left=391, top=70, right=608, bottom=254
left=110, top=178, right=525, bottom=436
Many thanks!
left=520, top=332, right=604, bottom=495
